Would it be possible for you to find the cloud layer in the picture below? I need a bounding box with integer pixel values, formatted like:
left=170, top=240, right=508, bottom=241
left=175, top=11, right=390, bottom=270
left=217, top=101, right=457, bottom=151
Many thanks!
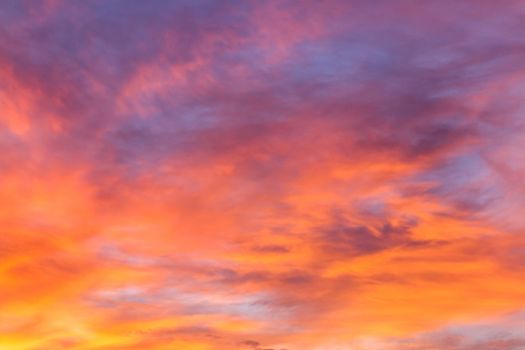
left=1, top=1, right=525, bottom=349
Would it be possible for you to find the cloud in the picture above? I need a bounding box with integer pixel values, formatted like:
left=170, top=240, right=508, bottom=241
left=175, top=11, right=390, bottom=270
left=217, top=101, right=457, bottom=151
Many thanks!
left=1, top=0, right=525, bottom=349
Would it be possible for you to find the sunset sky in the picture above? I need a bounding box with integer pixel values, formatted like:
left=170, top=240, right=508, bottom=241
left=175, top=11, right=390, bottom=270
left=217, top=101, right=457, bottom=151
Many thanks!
left=1, top=1, right=525, bottom=349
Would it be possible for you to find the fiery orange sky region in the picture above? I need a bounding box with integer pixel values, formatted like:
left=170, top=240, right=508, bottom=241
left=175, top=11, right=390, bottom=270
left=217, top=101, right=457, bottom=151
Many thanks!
left=1, top=1, right=525, bottom=349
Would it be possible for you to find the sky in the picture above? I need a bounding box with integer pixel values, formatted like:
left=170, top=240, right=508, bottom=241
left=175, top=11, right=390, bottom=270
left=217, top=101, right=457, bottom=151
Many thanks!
left=1, top=0, right=525, bottom=349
